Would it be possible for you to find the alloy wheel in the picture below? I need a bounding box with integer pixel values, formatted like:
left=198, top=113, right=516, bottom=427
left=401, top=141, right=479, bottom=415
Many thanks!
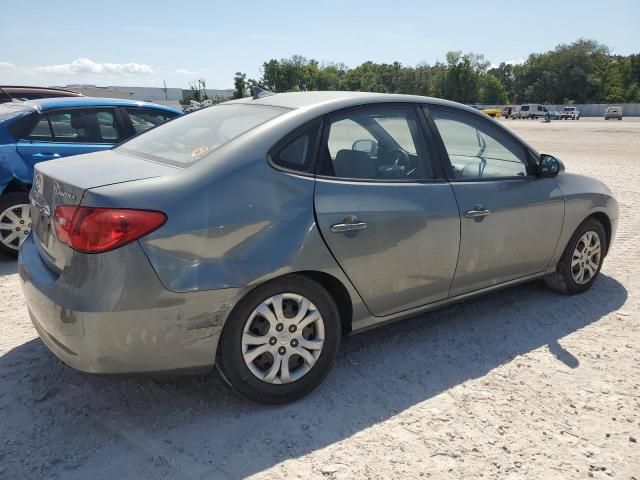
left=0, top=204, right=31, bottom=251
left=242, top=293, right=325, bottom=384
left=571, top=230, right=601, bottom=284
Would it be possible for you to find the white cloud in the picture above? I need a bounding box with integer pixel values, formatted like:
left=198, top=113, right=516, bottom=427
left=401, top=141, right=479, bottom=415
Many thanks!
left=0, top=62, right=16, bottom=70
left=175, top=68, right=197, bottom=75
left=35, top=58, right=154, bottom=75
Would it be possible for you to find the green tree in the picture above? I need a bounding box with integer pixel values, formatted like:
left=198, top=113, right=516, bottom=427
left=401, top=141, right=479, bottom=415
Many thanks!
left=233, top=72, right=247, bottom=99
left=481, top=74, right=508, bottom=104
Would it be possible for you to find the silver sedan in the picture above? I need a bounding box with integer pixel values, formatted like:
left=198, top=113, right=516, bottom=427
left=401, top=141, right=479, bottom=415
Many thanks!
left=19, top=91, right=618, bottom=403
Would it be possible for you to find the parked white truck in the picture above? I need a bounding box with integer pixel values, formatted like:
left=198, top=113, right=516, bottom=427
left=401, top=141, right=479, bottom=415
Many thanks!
left=560, top=106, right=581, bottom=120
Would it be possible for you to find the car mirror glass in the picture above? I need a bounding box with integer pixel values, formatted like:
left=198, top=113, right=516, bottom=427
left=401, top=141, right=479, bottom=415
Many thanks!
left=539, top=154, right=561, bottom=176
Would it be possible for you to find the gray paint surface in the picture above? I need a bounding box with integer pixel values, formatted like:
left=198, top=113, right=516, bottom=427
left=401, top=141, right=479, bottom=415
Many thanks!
left=18, top=91, right=619, bottom=374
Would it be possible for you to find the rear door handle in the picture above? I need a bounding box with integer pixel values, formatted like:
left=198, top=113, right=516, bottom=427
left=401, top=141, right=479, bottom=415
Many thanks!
left=331, top=215, right=368, bottom=233
left=465, top=205, right=492, bottom=218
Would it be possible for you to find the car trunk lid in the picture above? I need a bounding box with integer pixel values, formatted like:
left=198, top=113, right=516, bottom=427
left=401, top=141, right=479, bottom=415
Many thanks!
left=29, top=149, right=179, bottom=273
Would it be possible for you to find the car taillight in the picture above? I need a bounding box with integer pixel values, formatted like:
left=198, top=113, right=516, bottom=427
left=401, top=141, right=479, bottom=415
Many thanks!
left=53, top=206, right=167, bottom=253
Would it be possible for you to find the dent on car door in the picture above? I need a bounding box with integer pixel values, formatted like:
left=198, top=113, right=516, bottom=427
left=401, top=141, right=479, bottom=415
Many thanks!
left=426, top=106, right=564, bottom=296
left=16, top=108, right=122, bottom=167
left=313, top=104, right=460, bottom=317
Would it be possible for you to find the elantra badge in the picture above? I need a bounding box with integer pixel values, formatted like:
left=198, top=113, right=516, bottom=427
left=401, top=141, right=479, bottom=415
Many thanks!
left=53, top=183, right=76, bottom=201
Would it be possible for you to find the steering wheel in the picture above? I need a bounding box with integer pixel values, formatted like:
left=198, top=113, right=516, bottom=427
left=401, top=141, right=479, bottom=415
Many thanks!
left=379, top=148, right=409, bottom=168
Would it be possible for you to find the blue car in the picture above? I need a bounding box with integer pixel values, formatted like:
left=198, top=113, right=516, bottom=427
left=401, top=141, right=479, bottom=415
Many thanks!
left=0, top=97, right=180, bottom=256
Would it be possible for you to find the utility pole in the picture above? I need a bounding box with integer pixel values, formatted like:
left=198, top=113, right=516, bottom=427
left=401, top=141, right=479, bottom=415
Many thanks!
left=163, top=80, right=168, bottom=100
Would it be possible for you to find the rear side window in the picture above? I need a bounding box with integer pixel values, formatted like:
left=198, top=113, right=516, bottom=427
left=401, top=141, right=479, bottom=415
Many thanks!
left=126, top=108, right=176, bottom=134
left=118, top=104, right=286, bottom=166
left=270, top=123, right=320, bottom=173
left=25, top=109, right=122, bottom=143
left=28, top=117, right=53, bottom=140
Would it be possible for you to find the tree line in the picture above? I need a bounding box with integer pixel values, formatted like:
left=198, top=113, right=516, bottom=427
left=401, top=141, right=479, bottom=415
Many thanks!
left=232, top=39, right=640, bottom=105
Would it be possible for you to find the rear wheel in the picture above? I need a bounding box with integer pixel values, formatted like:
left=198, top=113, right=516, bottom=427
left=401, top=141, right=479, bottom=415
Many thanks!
left=217, top=275, right=341, bottom=404
left=0, top=192, right=31, bottom=258
left=545, top=218, right=606, bottom=294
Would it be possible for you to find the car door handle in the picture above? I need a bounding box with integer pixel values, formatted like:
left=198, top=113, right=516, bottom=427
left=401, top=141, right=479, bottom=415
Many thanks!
left=465, top=206, right=492, bottom=218
left=32, top=153, right=61, bottom=160
left=331, top=216, right=368, bottom=233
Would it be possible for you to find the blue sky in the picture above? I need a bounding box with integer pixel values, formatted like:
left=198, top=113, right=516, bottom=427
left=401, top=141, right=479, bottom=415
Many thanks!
left=1, top=0, right=639, bottom=89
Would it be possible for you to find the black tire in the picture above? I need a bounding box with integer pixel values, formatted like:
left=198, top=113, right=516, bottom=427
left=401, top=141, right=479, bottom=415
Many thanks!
left=545, top=218, right=607, bottom=295
left=217, top=275, right=341, bottom=404
left=0, top=191, right=30, bottom=258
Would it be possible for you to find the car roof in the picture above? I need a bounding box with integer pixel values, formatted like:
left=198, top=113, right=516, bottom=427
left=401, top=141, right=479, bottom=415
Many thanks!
left=225, top=91, right=481, bottom=115
left=19, top=96, right=181, bottom=113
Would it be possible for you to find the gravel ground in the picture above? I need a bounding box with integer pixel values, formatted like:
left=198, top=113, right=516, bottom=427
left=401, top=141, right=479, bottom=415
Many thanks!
left=0, top=118, right=639, bottom=480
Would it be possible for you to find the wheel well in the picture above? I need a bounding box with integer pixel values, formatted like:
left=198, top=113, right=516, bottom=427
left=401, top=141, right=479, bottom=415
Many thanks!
left=295, top=271, right=353, bottom=335
left=588, top=212, right=611, bottom=255
left=1, top=179, right=30, bottom=196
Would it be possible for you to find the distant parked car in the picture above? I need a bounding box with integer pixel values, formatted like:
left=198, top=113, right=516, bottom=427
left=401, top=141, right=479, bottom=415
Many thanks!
left=560, top=106, right=580, bottom=120
left=0, top=86, right=83, bottom=104
left=546, top=111, right=561, bottom=120
left=481, top=107, right=501, bottom=118
left=604, top=106, right=622, bottom=120
left=0, top=97, right=181, bottom=256
left=502, top=106, right=517, bottom=119
left=469, top=105, right=501, bottom=118
left=518, top=104, right=548, bottom=119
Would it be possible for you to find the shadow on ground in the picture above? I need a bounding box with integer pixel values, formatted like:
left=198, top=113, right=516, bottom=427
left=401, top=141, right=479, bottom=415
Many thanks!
left=0, top=274, right=627, bottom=479
left=0, top=256, right=17, bottom=277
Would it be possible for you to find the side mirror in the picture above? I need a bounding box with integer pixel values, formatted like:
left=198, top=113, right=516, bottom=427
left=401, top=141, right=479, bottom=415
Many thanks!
left=352, top=139, right=377, bottom=155
left=539, top=154, right=563, bottom=176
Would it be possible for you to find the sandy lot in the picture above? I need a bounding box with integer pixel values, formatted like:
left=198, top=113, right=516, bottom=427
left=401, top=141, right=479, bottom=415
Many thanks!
left=0, top=118, right=638, bottom=480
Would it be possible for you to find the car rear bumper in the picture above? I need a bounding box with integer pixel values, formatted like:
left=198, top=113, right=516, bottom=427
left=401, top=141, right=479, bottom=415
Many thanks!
left=18, top=234, right=242, bottom=374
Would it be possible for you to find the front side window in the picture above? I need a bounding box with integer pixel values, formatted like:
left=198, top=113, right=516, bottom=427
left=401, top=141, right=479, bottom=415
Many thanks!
left=118, top=104, right=286, bottom=166
left=431, top=108, right=529, bottom=180
left=319, top=106, right=433, bottom=181
left=26, top=109, right=122, bottom=143
left=126, top=108, right=176, bottom=134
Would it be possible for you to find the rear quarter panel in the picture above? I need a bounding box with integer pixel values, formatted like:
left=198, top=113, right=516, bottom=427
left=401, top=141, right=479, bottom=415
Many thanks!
left=84, top=120, right=369, bottom=325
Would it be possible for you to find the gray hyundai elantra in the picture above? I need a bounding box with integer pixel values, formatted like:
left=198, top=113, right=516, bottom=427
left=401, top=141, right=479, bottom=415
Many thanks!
left=18, top=91, right=618, bottom=403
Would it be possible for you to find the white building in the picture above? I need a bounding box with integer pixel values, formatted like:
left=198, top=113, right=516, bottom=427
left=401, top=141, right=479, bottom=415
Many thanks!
left=54, top=84, right=233, bottom=109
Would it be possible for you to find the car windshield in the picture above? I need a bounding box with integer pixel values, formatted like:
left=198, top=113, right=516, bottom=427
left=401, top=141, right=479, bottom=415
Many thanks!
left=118, top=104, right=287, bottom=166
left=564, top=107, right=575, bottom=111
left=521, top=106, right=529, bottom=111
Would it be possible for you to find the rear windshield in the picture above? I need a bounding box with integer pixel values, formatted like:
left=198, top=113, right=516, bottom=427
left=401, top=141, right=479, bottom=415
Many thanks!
left=520, top=105, right=529, bottom=111
left=118, top=104, right=287, bottom=166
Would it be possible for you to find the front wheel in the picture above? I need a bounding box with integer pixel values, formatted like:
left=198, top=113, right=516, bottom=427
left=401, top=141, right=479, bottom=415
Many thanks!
left=545, top=218, right=606, bottom=294
left=0, top=192, right=31, bottom=258
left=217, top=275, right=341, bottom=404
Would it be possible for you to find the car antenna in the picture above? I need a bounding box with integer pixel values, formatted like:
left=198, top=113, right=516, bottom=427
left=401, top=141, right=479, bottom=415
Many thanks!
left=250, top=86, right=276, bottom=99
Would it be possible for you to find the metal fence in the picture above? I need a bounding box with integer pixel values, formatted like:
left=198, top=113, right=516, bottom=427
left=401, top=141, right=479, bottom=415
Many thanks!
left=484, top=103, right=640, bottom=117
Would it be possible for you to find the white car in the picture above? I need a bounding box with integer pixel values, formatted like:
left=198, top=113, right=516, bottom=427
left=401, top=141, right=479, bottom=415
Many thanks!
left=561, top=106, right=581, bottom=120
left=604, top=106, right=622, bottom=120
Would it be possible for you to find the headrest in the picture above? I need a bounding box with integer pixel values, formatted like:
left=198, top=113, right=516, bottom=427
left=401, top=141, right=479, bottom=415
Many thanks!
left=333, top=149, right=375, bottom=179
left=70, top=112, right=95, bottom=130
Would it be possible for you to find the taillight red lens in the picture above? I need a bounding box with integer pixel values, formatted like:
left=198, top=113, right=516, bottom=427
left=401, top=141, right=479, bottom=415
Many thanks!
left=53, top=206, right=167, bottom=253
